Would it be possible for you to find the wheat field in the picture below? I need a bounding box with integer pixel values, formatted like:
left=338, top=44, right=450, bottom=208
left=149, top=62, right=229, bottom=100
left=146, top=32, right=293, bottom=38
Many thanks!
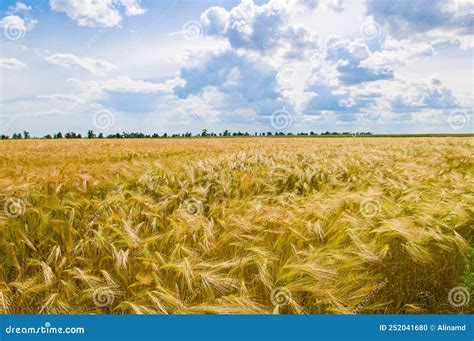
left=0, top=137, right=472, bottom=314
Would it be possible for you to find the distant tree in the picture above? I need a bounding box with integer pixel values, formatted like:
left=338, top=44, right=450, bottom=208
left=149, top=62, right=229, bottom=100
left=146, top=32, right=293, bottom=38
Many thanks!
left=4, top=129, right=373, bottom=140
left=64, top=132, right=81, bottom=139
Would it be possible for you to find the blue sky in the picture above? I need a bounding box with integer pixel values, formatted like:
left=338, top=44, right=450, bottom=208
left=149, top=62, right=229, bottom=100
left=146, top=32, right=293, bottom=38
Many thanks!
left=0, top=0, right=472, bottom=136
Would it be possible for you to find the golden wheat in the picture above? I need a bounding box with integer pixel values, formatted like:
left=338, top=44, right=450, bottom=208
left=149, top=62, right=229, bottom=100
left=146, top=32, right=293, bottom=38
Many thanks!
left=0, top=137, right=472, bottom=314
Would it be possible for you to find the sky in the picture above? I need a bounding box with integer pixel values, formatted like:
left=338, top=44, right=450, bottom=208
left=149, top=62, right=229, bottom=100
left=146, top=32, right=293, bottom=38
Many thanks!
left=0, top=0, right=472, bottom=136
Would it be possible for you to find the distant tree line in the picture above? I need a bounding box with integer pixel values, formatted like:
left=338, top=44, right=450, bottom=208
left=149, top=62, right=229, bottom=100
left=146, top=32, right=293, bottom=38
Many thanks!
left=0, top=129, right=373, bottom=140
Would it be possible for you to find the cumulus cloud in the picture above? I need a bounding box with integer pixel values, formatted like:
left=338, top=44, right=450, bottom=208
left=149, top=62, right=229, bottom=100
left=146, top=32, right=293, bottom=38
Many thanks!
left=303, top=74, right=463, bottom=128
left=201, top=0, right=287, bottom=51
left=2, top=0, right=470, bottom=134
left=49, top=0, right=146, bottom=28
left=178, top=0, right=457, bottom=127
left=170, top=0, right=326, bottom=125
left=299, top=35, right=461, bottom=124
left=325, top=36, right=394, bottom=85
left=45, top=53, right=115, bottom=76
left=361, top=38, right=434, bottom=68
left=0, top=58, right=28, bottom=70
left=303, top=69, right=381, bottom=117
left=8, top=2, right=32, bottom=13
left=174, top=49, right=289, bottom=118
left=390, top=77, right=459, bottom=113
left=366, top=0, right=473, bottom=39
left=118, top=0, right=147, bottom=16
left=200, top=0, right=319, bottom=55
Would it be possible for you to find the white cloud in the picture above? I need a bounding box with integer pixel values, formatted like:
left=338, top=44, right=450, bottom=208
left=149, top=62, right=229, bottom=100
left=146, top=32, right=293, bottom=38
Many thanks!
left=8, top=2, right=32, bottom=13
left=39, top=76, right=176, bottom=113
left=302, top=62, right=381, bottom=117
left=0, top=58, right=28, bottom=70
left=100, top=76, right=178, bottom=93
left=323, top=0, right=344, bottom=12
left=1, top=0, right=472, bottom=135
left=45, top=53, right=115, bottom=76
left=0, top=75, right=174, bottom=132
left=201, top=0, right=286, bottom=51
left=171, top=0, right=471, bottom=129
left=49, top=0, right=146, bottom=28
left=325, top=36, right=394, bottom=85
left=118, top=0, right=147, bottom=16
left=360, top=38, right=434, bottom=68
left=200, top=0, right=319, bottom=55
left=389, top=77, right=459, bottom=112
left=366, top=0, right=473, bottom=42
left=174, top=48, right=289, bottom=119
